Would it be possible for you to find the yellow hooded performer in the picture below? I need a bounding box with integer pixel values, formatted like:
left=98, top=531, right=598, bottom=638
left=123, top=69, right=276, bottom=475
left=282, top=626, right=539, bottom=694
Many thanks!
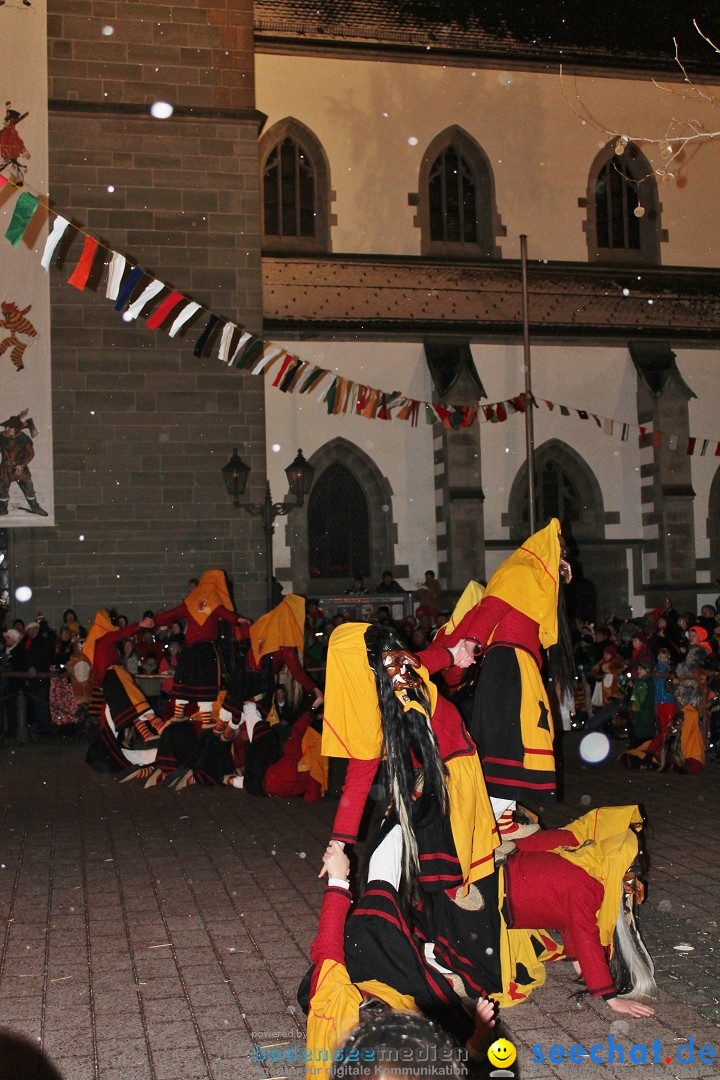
left=500, top=805, right=655, bottom=1017
left=218, top=594, right=322, bottom=737
left=322, top=621, right=498, bottom=897
left=436, top=519, right=572, bottom=837
left=152, top=569, right=243, bottom=728
left=83, top=609, right=163, bottom=773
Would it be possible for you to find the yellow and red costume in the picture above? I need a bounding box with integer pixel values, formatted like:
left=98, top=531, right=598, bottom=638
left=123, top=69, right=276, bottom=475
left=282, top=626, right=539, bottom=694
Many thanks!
left=322, top=622, right=498, bottom=893
left=440, top=520, right=563, bottom=803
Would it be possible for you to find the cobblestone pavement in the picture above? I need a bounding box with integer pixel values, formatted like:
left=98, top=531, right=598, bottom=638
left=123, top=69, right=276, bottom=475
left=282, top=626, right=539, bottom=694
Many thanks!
left=0, top=734, right=717, bottom=1079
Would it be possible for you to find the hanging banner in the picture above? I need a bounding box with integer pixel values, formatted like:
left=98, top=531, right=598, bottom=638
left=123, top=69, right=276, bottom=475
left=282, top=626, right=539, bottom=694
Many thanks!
left=0, top=0, right=54, bottom=525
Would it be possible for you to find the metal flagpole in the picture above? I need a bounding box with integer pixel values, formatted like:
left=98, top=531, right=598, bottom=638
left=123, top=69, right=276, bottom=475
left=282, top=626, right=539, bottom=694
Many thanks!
left=520, top=234, right=537, bottom=534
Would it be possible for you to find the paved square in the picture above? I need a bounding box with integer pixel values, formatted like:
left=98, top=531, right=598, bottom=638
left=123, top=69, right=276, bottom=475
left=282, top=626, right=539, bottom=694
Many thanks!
left=0, top=734, right=717, bottom=1078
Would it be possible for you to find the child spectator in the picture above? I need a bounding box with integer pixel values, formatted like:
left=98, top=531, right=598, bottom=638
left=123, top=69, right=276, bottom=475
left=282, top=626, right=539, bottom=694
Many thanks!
left=630, top=631, right=654, bottom=678
left=120, top=637, right=140, bottom=675
left=629, top=660, right=656, bottom=745
left=590, top=646, right=625, bottom=711
left=653, top=647, right=675, bottom=734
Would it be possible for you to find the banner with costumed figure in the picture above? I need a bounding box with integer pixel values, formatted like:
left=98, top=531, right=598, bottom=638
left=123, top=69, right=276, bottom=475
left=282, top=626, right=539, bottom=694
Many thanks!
left=0, top=0, right=54, bottom=525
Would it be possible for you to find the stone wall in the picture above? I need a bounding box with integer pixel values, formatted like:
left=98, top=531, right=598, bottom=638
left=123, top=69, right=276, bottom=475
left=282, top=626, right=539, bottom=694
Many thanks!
left=12, top=0, right=270, bottom=625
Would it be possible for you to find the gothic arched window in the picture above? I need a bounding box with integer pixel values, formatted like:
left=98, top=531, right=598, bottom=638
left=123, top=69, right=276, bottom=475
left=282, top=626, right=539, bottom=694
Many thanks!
left=507, top=440, right=605, bottom=543
left=584, top=140, right=664, bottom=264
left=307, top=462, right=371, bottom=579
left=264, top=137, right=315, bottom=239
left=416, top=127, right=504, bottom=258
left=429, top=145, right=479, bottom=245
left=537, top=458, right=582, bottom=526
left=260, top=118, right=332, bottom=253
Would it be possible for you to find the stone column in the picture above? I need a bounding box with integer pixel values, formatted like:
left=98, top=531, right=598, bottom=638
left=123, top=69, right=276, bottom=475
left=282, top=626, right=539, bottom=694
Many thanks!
left=424, top=339, right=485, bottom=594
left=631, top=342, right=698, bottom=611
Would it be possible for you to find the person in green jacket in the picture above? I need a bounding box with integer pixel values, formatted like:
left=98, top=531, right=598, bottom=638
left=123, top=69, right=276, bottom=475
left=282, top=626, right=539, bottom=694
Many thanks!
left=629, top=660, right=657, bottom=744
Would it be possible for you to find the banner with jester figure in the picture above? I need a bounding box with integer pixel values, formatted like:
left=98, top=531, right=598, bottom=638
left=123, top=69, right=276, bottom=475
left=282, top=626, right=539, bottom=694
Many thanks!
left=0, top=0, right=54, bottom=525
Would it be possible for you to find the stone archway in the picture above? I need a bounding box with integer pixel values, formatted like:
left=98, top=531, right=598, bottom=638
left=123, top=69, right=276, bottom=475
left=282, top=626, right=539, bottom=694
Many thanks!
left=507, top=440, right=615, bottom=620
left=285, top=438, right=396, bottom=595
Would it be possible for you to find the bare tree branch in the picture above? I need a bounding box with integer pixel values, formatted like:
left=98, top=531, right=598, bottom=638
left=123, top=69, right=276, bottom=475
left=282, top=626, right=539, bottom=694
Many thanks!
left=561, top=22, right=720, bottom=183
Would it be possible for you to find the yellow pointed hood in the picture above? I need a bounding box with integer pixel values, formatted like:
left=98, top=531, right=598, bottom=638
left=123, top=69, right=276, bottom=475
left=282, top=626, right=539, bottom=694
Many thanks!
left=486, top=518, right=562, bottom=650
left=249, top=594, right=305, bottom=661
left=322, top=622, right=436, bottom=761
left=434, top=579, right=485, bottom=643
left=82, top=609, right=116, bottom=666
left=185, top=569, right=234, bottom=625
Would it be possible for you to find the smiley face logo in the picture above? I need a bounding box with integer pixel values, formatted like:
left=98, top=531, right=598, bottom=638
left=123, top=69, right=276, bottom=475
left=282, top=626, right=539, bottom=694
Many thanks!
left=488, top=1038, right=517, bottom=1069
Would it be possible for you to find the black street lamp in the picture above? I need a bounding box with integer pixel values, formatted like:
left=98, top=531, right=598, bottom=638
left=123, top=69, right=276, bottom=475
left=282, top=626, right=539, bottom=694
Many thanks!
left=221, top=448, right=315, bottom=611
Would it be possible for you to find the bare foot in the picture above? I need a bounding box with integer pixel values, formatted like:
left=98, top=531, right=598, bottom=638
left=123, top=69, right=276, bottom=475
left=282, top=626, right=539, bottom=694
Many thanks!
left=607, top=996, right=655, bottom=1017
left=572, top=960, right=582, bottom=976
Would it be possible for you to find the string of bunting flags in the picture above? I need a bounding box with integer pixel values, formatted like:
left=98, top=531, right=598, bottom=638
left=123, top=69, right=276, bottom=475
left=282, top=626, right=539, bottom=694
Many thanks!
left=2, top=175, right=719, bottom=454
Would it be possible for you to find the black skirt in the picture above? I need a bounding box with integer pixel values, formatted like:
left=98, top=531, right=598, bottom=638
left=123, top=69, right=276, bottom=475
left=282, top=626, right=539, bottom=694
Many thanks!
left=171, top=641, right=221, bottom=700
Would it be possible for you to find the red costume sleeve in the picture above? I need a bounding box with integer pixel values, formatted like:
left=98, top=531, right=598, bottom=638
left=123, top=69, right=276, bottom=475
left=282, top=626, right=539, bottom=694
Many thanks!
left=309, top=886, right=352, bottom=997
left=330, top=757, right=380, bottom=844
left=92, top=621, right=143, bottom=681
left=215, top=606, right=238, bottom=624
left=458, top=596, right=512, bottom=647
left=418, top=640, right=455, bottom=675
left=275, top=646, right=317, bottom=693
left=514, top=828, right=577, bottom=852
left=152, top=603, right=188, bottom=628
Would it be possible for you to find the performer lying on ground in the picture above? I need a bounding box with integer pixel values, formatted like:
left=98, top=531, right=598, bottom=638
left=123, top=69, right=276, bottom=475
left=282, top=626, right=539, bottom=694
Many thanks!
left=84, top=610, right=163, bottom=773
left=302, top=841, right=496, bottom=1080
left=504, top=806, right=655, bottom=1016
left=320, top=624, right=654, bottom=1017
left=339, top=806, right=655, bottom=1023
left=262, top=707, right=327, bottom=801
left=124, top=696, right=328, bottom=797
left=433, top=519, right=574, bottom=838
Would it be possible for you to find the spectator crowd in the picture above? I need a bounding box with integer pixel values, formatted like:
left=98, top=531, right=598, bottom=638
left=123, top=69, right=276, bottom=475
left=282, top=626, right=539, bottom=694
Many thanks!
left=1, top=571, right=719, bottom=772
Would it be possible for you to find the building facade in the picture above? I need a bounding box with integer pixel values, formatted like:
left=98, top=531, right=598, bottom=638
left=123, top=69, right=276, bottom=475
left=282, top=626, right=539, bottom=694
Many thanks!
left=254, top=1, right=720, bottom=617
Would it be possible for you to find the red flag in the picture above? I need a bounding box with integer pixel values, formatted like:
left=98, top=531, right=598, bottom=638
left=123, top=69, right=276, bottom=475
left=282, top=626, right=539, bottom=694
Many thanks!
left=146, top=290, right=184, bottom=329
left=271, top=354, right=294, bottom=387
left=67, top=235, right=99, bottom=291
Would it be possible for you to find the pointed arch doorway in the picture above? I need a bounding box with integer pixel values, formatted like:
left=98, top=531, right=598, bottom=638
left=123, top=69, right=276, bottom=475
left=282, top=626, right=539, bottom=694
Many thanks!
left=285, top=438, right=396, bottom=596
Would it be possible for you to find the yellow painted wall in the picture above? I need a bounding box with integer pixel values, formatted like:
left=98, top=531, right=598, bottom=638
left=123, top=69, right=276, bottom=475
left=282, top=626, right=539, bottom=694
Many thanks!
left=256, top=54, right=720, bottom=265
